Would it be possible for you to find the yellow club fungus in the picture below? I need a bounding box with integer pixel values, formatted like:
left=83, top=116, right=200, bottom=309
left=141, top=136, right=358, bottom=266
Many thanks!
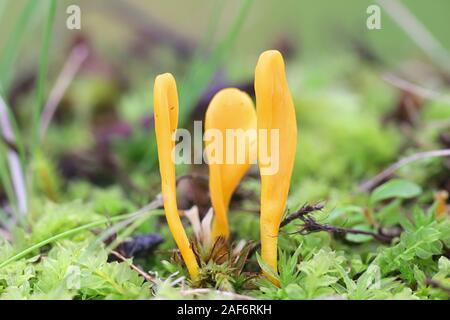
left=153, top=73, right=200, bottom=279
left=255, top=50, right=297, bottom=283
left=205, top=88, right=257, bottom=240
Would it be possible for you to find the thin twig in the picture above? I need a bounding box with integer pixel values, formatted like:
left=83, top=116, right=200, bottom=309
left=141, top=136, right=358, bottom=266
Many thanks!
left=280, top=203, right=397, bottom=244
left=248, top=203, right=325, bottom=257
left=99, top=196, right=163, bottom=253
left=295, top=216, right=395, bottom=243
left=280, top=203, right=325, bottom=227
left=39, top=43, right=89, bottom=141
left=110, top=250, right=156, bottom=284
left=0, top=95, right=27, bottom=216
left=359, top=149, right=450, bottom=192
left=383, top=73, right=450, bottom=104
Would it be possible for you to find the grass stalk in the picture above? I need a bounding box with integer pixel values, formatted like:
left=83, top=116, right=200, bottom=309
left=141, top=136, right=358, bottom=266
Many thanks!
left=178, top=0, right=253, bottom=126
left=0, top=95, right=27, bottom=216
left=0, top=0, right=39, bottom=91
left=32, top=0, right=57, bottom=147
left=0, top=207, right=161, bottom=269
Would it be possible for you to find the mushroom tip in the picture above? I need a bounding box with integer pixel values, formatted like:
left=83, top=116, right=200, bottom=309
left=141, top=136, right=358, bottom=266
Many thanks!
left=155, top=72, right=175, bottom=83
left=256, top=50, right=286, bottom=77
left=258, top=50, right=284, bottom=63
left=212, top=87, right=252, bottom=103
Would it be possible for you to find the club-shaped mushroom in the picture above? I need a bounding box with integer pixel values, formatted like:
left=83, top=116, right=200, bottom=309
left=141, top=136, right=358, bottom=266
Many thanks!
left=153, top=73, right=200, bottom=279
left=205, top=88, right=257, bottom=240
left=255, top=50, right=297, bottom=284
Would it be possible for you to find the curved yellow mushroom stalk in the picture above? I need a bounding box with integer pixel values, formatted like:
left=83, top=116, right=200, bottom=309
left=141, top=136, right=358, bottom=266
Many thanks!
left=153, top=73, right=200, bottom=279
left=255, top=50, right=297, bottom=283
left=205, top=88, right=257, bottom=240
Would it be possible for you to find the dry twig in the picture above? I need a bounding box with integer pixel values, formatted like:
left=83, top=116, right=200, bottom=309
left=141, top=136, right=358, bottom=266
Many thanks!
left=280, top=203, right=325, bottom=227
left=281, top=203, right=398, bottom=243
left=110, top=250, right=156, bottom=284
left=359, top=149, right=450, bottom=192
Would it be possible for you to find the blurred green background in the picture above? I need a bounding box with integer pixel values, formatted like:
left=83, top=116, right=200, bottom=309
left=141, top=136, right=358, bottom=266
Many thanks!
left=0, top=0, right=450, bottom=63
left=2, top=0, right=450, bottom=79
left=1, top=0, right=450, bottom=300
left=1, top=0, right=450, bottom=207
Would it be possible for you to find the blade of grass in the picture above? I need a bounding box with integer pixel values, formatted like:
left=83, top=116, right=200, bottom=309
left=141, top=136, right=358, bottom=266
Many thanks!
left=192, top=0, right=226, bottom=56
left=31, top=0, right=57, bottom=147
left=81, top=197, right=163, bottom=260
left=3, top=98, right=26, bottom=165
left=38, top=203, right=165, bottom=296
left=0, top=0, right=40, bottom=91
left=39, top=43, right=89, bottom=141
left=0, top=84, right=26, bottom=173
left=138, top=0, right=227, bottom=171
left=104, top=209, right=156, bottom=253
left=0, top=0, right=7, bottom=23
left=0, top=143, right=17, bottom=216
left=0, top=206, right=162, bottom=269
left=378, top=0, right=450, bottom=73
left=0, top=94, right=27, bottom=216
left=178, top=0, right=253, bottom=126
left=0, top=89, right=27, bottom=219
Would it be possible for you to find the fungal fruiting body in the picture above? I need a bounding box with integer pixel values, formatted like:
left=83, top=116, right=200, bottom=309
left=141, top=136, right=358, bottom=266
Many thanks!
left=153, top=73, right=199, bottom=279
left=205, top=88, right=257, bottom=240
left=255, top=50, right=297, bottom=284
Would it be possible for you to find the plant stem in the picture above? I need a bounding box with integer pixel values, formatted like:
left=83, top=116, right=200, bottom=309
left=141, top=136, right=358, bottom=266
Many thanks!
left=32, top=0, right=57, bottom=147
left=0, top=95, right=27, bottom=216
left=0, top=0, right=39, bottom=91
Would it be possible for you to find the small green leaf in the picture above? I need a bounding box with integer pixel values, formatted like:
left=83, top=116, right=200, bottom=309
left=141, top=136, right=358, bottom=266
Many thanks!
left=377, top=199, right=402, bottom=226
left=255, top=252, right=280, bottom=283
left=370, top=179, right=422, bottom=206
left=413, top=266, right=426, bottom=284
